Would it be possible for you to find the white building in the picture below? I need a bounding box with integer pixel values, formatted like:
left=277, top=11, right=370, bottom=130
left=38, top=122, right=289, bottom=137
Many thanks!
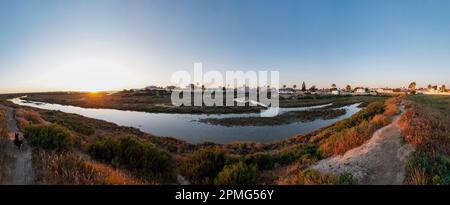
left=331, top=90, right=340, bottom=95
left=354, top=88, right=369, bottom=95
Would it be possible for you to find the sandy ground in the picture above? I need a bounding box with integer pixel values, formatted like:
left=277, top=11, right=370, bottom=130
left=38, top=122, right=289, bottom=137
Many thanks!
left=310, top=106, right=414, bottom=185
left=0, top=105, right=35, bottom=185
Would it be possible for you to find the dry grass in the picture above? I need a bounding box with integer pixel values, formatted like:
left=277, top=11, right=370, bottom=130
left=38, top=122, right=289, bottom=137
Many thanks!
left=0, top=109, right=10, bottom=183
left=319, top=119, right=380, bottom=156
left=279, top=169, right=356, bottom=185
left=398, top=102, right=450, bottom=155
left=399, top=95, right=450, bottom=185
left=33, top=150, right=150, bottom=185
left=318, top=97, right=400, bottom=156
left=407, top=167, right=428, bottom=185
left=14, top=108, right=46, bottom=129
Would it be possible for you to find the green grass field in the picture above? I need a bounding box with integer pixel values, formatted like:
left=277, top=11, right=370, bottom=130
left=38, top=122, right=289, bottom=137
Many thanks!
left=407, top=94, right=450, bottom=117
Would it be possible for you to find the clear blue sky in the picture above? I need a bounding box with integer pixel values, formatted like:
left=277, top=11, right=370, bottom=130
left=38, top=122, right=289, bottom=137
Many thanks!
left=0, top=0, right=449, bottom=93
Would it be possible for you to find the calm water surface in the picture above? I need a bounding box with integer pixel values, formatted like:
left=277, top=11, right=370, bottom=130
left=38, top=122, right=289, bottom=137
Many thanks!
left=11, top=98, right=361, bottom=144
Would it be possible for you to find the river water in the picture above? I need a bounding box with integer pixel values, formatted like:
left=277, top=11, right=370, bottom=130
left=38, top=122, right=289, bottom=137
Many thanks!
left=11, top=98, right=360, bottom=144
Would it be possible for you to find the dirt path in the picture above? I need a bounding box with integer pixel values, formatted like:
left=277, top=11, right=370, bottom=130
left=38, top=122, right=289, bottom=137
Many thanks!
left=0, top=105, right=36, bottom=185
left=310, top=106, right=414, bottom=185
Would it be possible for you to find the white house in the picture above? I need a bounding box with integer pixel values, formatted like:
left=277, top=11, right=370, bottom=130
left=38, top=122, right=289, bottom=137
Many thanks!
left=331, top=90, right=340, bottom=95
left=354, top=88, right=369, bottom=95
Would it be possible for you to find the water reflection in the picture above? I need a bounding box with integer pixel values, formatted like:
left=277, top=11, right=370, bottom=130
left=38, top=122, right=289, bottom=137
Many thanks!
left=11, top=98, right=360, bottom=144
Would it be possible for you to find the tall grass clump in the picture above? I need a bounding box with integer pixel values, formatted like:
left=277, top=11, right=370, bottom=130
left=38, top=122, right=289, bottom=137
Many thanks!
left=33, top=150, right=147, bottom=185
left=405, top=151, right=450, bottom=185
left=283, top=169, right=357, bottom=185
left=88, top=136, right=175, bottom=182
left=214, top=161, right=258, bottom=185
left=180, top=147, right=227, bottom=185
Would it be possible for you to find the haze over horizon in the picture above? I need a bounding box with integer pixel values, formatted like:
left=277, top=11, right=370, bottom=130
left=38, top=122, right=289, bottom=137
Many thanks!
left=1, top=0, right=450, bottom=94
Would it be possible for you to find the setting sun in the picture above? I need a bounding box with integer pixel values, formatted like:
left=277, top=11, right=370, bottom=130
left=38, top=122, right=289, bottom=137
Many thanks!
left=34, top=46, right=147, bottom=92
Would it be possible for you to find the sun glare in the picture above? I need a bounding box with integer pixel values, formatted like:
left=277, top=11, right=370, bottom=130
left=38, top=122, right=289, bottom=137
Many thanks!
left=40, top=52, right=143, bottom=92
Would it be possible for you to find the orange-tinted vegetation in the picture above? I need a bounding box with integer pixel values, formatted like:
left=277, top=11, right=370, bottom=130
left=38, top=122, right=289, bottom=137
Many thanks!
left=14, top=108, right=46, bottom=129
left=317, top=97, right=401, bottom=156
left=0, top=109, right=10, bottom=183
left=398, top=95, right=450, bottom=185
left=33, top=150, right=147, bottom=185
left=1, top=92, right=407, bottom=185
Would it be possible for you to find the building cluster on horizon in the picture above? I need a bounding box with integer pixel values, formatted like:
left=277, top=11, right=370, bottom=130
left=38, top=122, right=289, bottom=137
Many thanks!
left=122, top=82, right=449, bottom=98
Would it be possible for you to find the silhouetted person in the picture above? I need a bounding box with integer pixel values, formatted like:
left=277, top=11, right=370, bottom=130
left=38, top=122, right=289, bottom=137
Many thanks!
left=13, top=133, right=23, bottom=150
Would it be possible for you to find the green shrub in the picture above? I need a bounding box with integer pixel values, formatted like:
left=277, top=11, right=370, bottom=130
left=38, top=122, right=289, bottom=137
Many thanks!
left=180, top=147, right=227, bottom=185
left=61, top=119, right=95, bottom=135
left=290, top=169, right=357, bottom=185
left=318, top=101, right=390, bottom=156
left=245, top=152, right=274, bottom=170
left=338, top=172, right=358, bottom=185
left=406, top=151, right=450, bottom=185
left=88, top=136, right=175, bottom=181
left=330, top=101, right=385, bottom=133
left=214, top=161, right=258, bottom=185
left=275, top=144, right=321, bottom=166
left=24, top=124, right=74, bottom=151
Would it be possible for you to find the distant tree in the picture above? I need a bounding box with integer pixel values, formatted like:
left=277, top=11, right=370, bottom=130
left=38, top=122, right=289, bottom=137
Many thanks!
left=408, top=82, right=417, bottom=90
left=432, top=85, right=438, bottom=90
left=428, top=84, right=432, bottom=90
left=301, top=82, right=307, bottom=92
left=309, top=85, right=317, bottom=92
left=331, top=84, right=337, bottom=91
left=346, top=85, right=352, bottom=91
left=293, top=84, right=297, bottom=89
left=283, top=85, right=287, bottom=89
left=440, top=85, right=446, bottom=92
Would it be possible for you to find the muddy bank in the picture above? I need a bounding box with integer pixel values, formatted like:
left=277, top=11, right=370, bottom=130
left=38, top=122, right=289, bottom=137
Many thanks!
left=199, top=109, right=346, bottom=127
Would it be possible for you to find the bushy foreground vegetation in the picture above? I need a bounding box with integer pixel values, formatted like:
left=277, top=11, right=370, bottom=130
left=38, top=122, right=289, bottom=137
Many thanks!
left=24, top=124, right=75, bottom=151
left=33, top=150, right=146, bottom=185
left=188, top=97, right=398, bottom=185
left=214, top=161, right=258, bottom=185
left=4, top=95, right=404, bottom=185
left=0, top=109, right=10, bottom=183
left=181, top=147, right=227, bottom=184
left=22, top=124, right=147, bottom=185
left=181, top=147, right=259, bottom=185
left=243, top=144, right=322, bottom=171
left=399, top=95, right=450, bottom=185
left=88, top=136, right=175, bottom=182
left=405, top=151, right=450, bottom=185
left=281, top=169, right=357, bottom=185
